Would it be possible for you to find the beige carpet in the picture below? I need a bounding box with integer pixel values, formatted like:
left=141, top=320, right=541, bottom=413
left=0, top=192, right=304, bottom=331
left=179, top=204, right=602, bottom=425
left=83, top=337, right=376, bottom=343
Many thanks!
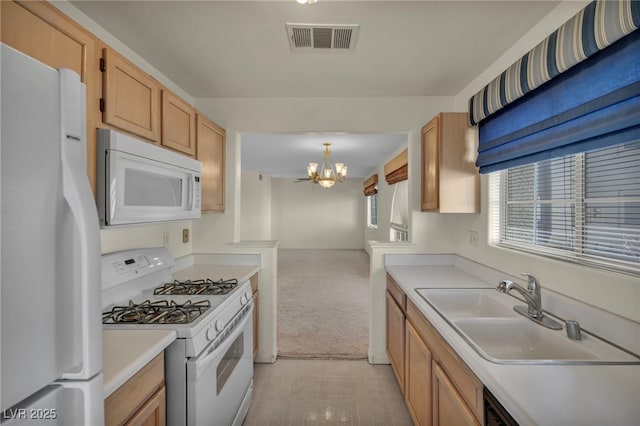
left=277, top=249, right=370, bottom=359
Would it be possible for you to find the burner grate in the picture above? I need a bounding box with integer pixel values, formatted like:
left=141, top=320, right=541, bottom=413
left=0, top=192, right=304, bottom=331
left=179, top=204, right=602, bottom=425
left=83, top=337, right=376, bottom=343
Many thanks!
left=102, top=299, right=211, bottom=324
left=153, top=278, right=239, bottom=296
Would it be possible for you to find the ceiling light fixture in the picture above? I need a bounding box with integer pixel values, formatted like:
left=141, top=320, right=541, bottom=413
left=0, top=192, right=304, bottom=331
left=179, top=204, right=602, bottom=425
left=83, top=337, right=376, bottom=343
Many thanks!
left=296, top=0, right=318, bottom=4
left=297, top=143, right=347, bottom=189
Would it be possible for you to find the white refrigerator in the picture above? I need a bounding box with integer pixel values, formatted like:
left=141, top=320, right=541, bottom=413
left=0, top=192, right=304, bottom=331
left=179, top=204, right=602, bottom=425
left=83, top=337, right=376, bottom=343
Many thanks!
left=1, top=44, right=104, bottom=425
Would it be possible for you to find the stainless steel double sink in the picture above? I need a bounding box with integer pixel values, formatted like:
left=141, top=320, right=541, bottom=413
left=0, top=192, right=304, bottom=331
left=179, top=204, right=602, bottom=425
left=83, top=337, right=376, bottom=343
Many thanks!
left=415, top=288, right=640, bottom=365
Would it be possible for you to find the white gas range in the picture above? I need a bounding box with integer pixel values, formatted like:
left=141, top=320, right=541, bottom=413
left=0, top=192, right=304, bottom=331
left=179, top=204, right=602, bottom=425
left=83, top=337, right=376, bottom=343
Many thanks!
left=101, top=247, right=254, bottom=426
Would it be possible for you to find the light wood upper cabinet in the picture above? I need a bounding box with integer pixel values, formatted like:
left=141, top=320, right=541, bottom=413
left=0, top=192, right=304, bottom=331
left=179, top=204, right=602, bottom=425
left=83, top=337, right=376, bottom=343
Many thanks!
left=161, top=90, right=196, bottom=157
left=421, top=113, right=480, bottom=213
left=101, top=48, right=160, bottom=143
left=405, top=320, right=432, bottom=426
left=1, top=0, right=101, bottom=194
left=196, top=114, right=226, bottom=212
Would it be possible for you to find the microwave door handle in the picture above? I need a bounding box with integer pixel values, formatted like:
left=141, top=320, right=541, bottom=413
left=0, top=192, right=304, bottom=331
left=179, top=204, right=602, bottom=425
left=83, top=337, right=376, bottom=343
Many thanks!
left=186, top=174, right=193, bottom=210
left=59, top=70, right=102, bottom=379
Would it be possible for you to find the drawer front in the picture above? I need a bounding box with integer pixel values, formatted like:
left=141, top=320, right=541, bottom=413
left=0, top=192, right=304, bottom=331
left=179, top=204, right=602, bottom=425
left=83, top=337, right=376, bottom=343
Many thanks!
left=386, top=275, right=406, bottom=312
left=105, top=353, right=165, bottom=426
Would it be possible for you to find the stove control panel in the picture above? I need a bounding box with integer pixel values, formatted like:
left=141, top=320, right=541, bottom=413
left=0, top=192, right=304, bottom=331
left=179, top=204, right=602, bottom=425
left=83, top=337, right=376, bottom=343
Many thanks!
left=112, top=255, right=150, bottom=274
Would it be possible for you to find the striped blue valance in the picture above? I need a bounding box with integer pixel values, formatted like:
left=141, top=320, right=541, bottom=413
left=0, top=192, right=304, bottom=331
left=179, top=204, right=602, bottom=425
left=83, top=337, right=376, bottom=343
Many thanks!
left=476, top=27, right=640, bottom=173
left=469, top=0, right=640, bottom=126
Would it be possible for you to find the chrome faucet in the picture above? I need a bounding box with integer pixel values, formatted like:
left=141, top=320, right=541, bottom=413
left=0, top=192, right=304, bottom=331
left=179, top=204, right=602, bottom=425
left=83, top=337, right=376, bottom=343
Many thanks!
left=497, top=273, right=542, bottom=318
left=497, top=273, right=562, bottom=330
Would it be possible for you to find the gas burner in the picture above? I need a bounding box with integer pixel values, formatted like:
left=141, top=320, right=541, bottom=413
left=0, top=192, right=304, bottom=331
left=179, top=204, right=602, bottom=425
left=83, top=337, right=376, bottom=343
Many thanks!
left=102, top=299, right=211, bottom=324
left=153, top=278, right=239, bottom=296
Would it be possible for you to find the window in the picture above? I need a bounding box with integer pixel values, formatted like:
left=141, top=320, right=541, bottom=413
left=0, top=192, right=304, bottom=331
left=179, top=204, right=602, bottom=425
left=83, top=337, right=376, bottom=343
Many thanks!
left=367, top=194, right=378, bottom=228
left=390, top=180, right=409, bottom=242
left=490, top=140, right=640, bottom=275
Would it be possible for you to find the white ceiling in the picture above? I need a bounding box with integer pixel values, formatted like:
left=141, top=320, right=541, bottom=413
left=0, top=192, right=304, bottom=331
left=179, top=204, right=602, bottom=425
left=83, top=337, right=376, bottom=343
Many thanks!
left=71, top=0, right=560, bottom=179
left=242, top=133, right=407, bottom=178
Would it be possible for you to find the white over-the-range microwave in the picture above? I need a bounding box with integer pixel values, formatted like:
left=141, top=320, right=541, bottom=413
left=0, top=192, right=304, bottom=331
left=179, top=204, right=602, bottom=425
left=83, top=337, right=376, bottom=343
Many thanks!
left=97, top=129, right=201, bottom=227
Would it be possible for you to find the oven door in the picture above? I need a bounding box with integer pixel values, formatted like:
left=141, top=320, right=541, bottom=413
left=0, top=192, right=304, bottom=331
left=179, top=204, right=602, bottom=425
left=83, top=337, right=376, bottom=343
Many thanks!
left=186, top=306, right=253, bottom=426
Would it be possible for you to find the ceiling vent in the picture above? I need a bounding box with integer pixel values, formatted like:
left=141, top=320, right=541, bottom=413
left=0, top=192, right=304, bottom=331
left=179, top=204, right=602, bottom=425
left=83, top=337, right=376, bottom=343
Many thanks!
left=286, top=23, right=359, bottom=52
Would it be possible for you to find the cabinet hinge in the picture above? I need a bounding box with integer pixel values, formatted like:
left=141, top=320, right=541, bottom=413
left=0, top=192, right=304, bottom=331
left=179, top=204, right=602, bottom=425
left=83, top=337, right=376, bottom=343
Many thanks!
left=100, top=99, right=105, bottom=112
left=99, top=58, right=106, bottom=72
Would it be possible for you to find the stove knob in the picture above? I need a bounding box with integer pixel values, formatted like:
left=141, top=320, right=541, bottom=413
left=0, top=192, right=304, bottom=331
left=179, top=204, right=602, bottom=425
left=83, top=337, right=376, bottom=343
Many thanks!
left=240, top=294, right=247, bottom=305
left=215, top=319, right=224, bottom=332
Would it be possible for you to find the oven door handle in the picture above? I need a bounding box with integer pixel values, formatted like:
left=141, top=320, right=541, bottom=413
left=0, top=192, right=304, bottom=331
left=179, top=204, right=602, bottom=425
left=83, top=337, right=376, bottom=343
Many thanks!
left=191, top=304, right=253, bottom=380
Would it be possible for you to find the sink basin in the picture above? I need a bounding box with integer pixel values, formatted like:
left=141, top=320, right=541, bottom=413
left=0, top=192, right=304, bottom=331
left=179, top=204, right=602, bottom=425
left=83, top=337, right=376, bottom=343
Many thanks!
left=415, top=288, right=640, bottom=365
left=415, top=288, right=518, bottom=318
left=452, top=318, right=640, bottom=364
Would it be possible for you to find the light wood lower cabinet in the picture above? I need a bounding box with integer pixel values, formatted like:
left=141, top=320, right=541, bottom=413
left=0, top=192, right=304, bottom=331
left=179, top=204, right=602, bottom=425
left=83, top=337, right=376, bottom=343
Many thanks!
left=405, top=321, right=432, bottom=426
left=105, top=353, right=166, bottom=426
left=386, top=273, right=484, bottom=426
left=386, top=291, right=405, bottom=391
left=124, top=386, right=166, bottom=426
left=433, top=363, right=480, bottom=426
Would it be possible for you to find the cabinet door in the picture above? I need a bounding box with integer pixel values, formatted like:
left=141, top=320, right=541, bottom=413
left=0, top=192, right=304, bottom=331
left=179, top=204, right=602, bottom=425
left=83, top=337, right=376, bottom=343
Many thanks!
left=433, top=363, right=480, bottom=426
left=386, top=292, right=405, bottom=391
left=1, top=0, right=100, bottom=194
left=196, top=114, right=225, bottom=212
left=101, top=48, right=160, bottom=142
left=405, top=321, right=432, bottom=426
left=125, top=386, right=166, bottom=426
left=421, top=116, right=440, bottom=211
left=161, top=90, right=196, bottom=156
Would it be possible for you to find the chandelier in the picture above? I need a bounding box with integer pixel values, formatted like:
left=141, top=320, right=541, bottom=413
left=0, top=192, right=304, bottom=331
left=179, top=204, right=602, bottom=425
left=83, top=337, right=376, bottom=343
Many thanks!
left=301, top=143, right=348, bottom=189
left=296, top=0, right=318, bottom=4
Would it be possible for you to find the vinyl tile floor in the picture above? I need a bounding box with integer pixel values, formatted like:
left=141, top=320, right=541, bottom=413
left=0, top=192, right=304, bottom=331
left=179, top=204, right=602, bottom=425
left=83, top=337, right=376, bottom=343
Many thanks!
left=243, top=359, right=414, bottom=426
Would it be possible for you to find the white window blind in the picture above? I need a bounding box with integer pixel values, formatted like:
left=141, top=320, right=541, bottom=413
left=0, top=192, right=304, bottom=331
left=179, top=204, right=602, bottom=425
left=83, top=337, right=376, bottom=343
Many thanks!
left=490, top=140, right=640, bottom=275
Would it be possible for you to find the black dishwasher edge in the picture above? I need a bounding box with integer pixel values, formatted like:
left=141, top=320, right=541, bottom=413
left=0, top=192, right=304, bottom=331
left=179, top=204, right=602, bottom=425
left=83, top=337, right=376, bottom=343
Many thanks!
left=484, top=387, right=519, bottom=426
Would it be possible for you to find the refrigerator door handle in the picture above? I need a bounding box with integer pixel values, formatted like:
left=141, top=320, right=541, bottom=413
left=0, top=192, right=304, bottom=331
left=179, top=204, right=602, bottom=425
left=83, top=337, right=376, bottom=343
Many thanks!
left=59, top=69, right=102, bottom=379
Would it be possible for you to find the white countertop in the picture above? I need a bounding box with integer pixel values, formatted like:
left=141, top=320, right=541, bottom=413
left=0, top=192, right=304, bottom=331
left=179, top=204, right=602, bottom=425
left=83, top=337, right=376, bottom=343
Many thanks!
left=102, top=329, right=176, bottom=398
left=386, top=264, right=640, bottom=426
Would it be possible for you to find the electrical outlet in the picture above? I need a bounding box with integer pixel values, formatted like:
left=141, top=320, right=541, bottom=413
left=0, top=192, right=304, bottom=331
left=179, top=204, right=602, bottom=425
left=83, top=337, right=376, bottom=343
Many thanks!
left=469, top=231, right=478, bottom=247
left=182, top=228, right=190, bottom=243
left=163, top=232, right=169, bottom=247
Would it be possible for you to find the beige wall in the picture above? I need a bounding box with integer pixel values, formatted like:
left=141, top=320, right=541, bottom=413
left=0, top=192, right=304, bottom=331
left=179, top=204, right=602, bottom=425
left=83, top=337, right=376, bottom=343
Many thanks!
left=271, top=178, right=365, bottom=249
left=240, top=171, right=272, bottom=241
